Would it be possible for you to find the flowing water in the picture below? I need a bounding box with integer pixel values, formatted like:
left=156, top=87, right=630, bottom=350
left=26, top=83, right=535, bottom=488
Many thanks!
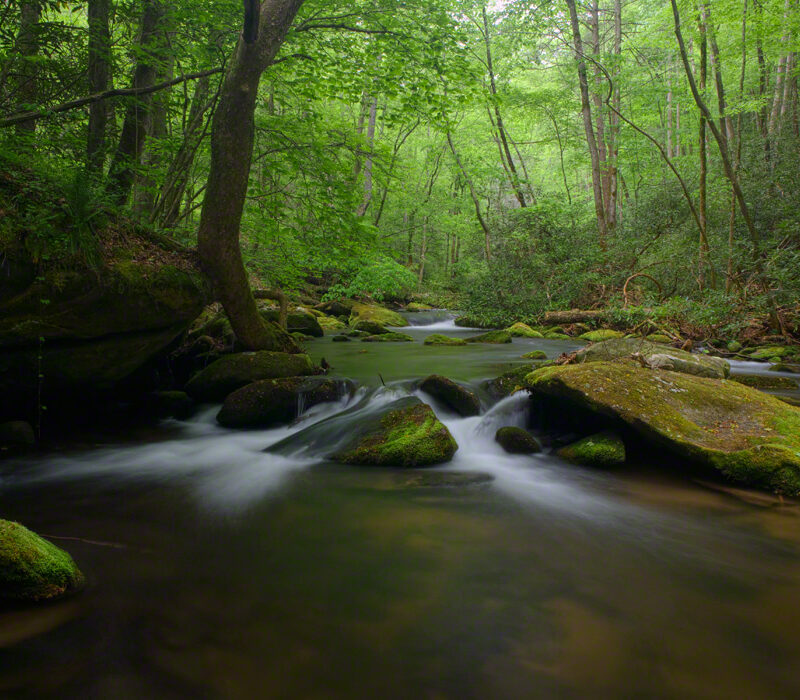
left=1, top=312, right=800, bottom=698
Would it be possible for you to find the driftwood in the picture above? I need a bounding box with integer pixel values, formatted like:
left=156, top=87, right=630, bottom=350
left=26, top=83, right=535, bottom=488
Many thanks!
left=253, top=288, right=288, bottom=329
left=543, top=309, right=607, bottom=324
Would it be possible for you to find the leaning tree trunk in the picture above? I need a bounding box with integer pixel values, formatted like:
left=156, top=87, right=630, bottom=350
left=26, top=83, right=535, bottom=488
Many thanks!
left=197, top=0, right=306, bottom=352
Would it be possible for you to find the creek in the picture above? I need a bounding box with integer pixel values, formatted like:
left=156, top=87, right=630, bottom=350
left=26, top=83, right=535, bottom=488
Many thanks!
left=1, top=311, right=800, bottom=698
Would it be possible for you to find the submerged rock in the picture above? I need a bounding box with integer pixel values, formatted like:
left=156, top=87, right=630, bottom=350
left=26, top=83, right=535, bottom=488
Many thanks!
left=352, top=320, right=389, bottom=335
left=334, top=399, right=457, bottom=467
left=731, top=374, right=798, bottom=391
left=0, top=520, right=84, bottom=602
left=390, top=471, right=493, bottom=488
left=466, top=330, right=512, bottom=344
left=506, top=323, right=544, bottom=338
left=217, top=377, right=355, bottom=428
left=424, top=334, right=467, bottom=346
left=579, top=329, right=625, bottom=342
left=525, top=362, right=800, bottom=494
left=557, top=431, right=626, bottom=467
left=361, top=332, right=414, bottom=343
left=349, top=302, right=409, bottom=328
left=495, top=427, right=542, bottom=454
left=185, top=351, right=315, bottom=402
left=419, top=375, right=481, bottom=416
left=332, top=335, right=351, bottom=342
left=575, top=338, right=730, bottom=379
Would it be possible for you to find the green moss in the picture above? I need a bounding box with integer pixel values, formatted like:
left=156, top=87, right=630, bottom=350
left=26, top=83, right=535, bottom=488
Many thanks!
left=487, top=363, right=547, bottom=399
left=525, top=362, right=800, bottom=494
left=465, top=330, right=512, bottom=344
left=349, top=302, right=409, bottom=327
left=544, top=332, right=572, bottom=340
left=521, top=350, right=547, bottom=360
left=505, top=323, right=544, bottom=338
left=361, top=332, right=414, bottom=342
left=731, top=374, right=798, bottom=390
left=557, top=431, right=626, bottom=467
left=748, top=345, right=796, bottom=360
left=727, top=341, right=743, bottom=353
left=419, top=375, right=481, bottom=416
left=646, top=333, right=673, bottom=344
left=335, top=402, right=457, bottom=467
left=407, top=302, right=433, bottom=311
left=317, top=315, right=347, bottom=332
left=495, top=427, right=542, bottom=454
left=0, top=520, right=84, bottom=601
left=580, top=329, right=625, bottom=342
left=352, top=320, right=389, bottom=335
left=424, top=334, right=467, bottom=346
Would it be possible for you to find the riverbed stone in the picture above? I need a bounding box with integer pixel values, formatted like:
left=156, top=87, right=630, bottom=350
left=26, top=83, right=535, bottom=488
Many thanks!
left=349, top=302, right=409, bottom=328
left=317, top=315, right=347, bottom=332
left=495, top=427, right=542, bottom=454
left=580, top=329, right=625, bottom=342
left=315, top=300, right=354, bottom=318
left=419, top=375, right=481, bottom=416
left=0, top=520, right=84, bottom=602
left=352, top=320, right=389, bottom=335
left=521, top=350, right=548, bottom=360
left=575, top=338, right=730, bottom=379
left=525, top=362, right=800, bottom=494
left=506, top=323, right=544, bottom=338
left=217, top=377, right=355, bottom=428
left=486, top=363, right=549, bottom=399
left=151, top=391, right=195, bottom=420
left=769, top=363, right=800, bottom=374
left=185, top=351, right=315, bottom=402
left=747, top=345, right=797, bottom=361
left=334, top=398, right=458, bottom=467
left=424, top=334, right=468, bottom=346
left=466, top=330, right=512, bottom=344
left=361, top=332, right=414, bottom=342
left=406, top=302, right=433, bottom=312
left=731, top=374, right=798, bottom=391
left=557, top=431, right=626, bottom=467
left=261, top=310, right=324, bottom=338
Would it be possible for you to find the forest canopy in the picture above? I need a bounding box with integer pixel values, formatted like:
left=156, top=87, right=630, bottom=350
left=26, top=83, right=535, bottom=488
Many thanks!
left=2, top=0, right=800, bottom=339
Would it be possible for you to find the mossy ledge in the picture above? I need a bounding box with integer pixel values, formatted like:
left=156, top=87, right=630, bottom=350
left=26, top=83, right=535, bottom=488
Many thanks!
left=525, top=362, right=800, bottom=494
left=0, top=520, right=84, bottom=602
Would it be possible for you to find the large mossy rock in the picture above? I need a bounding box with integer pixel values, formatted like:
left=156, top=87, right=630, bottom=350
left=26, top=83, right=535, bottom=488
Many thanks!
left=557, top=431, right=626, bottom=467
left=0, top=520, right=84, bottom=602
left=352, top=320, right=389, bottom=335
left=361, top=332, right=414, bottom=343
left=486, top=364, right=546, bottom=399
left=0, top=256, right=212, bottom=421
left=315, top=300, right=354, bottom=318
left=217, top=377, right=355, bottom=428
left=419, top=375, right=481, bottom=416
left=261, top=310, right=324, bottom=338
left=349, top=302, right=408, bottom=328
left=575, top=338, right=730, bottom=379
left=579, top=329, right=625, bottom=342
left=317, top=315, right=347, bottom=332
left=525, top=362, right=800, bottom=494
left=747, top=345, right=797, bottom=361
left=185, top=351, right=315, bottom=402
left=465, top=330, right=512, bottom=344
left=334, top=398, right=457, bottom=467
left=424, top=334, right=467, bottom=346
left=506, top=323, right=544, bottom=338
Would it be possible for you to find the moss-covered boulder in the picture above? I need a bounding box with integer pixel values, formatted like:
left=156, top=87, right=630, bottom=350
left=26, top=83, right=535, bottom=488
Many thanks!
left=150, top=390, right=195, bottom=420
left=424, top=334, right=468, bottom=346
left=730, top=374, right=798, bottom=391
left=332, top=335, right=351, bottom=342
left=580, top=329, right=625, bottom=342
left=557, top=431, right=626, bottom=467
left=506, top=323, right=544, bottom=338
left=521, top=350, right=548, bottom=360
left=349, top=302, right=408, bottom=328
left=361, top=332, right=414, bottom=343
left=747, top=345, right=796, bottom=361
left=769, top=363, right=800, bottom=374
left=333, top=399, right=457, bottom=467
left=495, top=427, right=542, bottom=454
left=261, top=310, right=324, bottom=338
left=575, top=337, right=730, bottom=379
left=344, top=330, right=370, bottom=338
left=185, top=351, right=315, bottom=402
left=544, top=332, right=571, bottom=340
left=406, top=302, right=433, bottom=312
left=486, top=364, right=546, bottom=399
left=317, top=315, right=347, bottom=332
left=217, top=377, right=355, bottom=428
left=727, top=340, right=743, bottom=353
left=419, top=375, right=481, bottom=416
left=525, top=362, right=800, bottom=493
left=466, top=330, right=512, bottom=344
left=0, top=521, right=84, bottom=602
left=646, top=333, right=673, bottom=344
left=352, top=320, right=389, bottom=335
left=315, top=300, right=354, bottom=318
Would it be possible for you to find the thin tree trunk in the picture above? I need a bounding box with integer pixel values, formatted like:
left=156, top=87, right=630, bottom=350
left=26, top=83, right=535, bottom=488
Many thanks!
left=197, top=0, right=306, bottom=352
left=607, top=0, right=622, bottom=229
left=86, top=0, right=112, bottom=174
left=697, top=8, right=713, bottom=289
left=417, top=219, right=427, bottom=287
left=14, top=0, right=42, bottom=138
left=768, top=0, right=792, bottom=136
left=356, top=95, right=378, bottom=216
left=754, top=0, right=770, bottom=161
left=590, top=0, right=611, bottom=218
left=565, top=0, right=608, bottom=247
left=106, top=0, right=167, bottom=206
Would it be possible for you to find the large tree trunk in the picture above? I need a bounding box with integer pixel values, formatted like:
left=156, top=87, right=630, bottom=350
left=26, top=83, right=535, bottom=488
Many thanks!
left=86, top=0, right=112, bottom=174
left=565, top=0, right=608, bottom=247
left=14, top=0, right=42, bottom=139
left=107, top=0, right=167, bottom=206
left=197, top=0, right=306, bottom=352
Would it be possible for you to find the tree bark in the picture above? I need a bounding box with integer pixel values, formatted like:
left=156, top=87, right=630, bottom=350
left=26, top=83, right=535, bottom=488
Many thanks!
left=356, top=95, right=378, bottom=216
left=86, top=0, right=112, bottom=174
left=107, top=0, right=167, bottom=206
left=197, top=0, right=306, bottom=352
left=697, top=8, right=713, bottom=289
left=565, top=0, right=608, bottom=247
left=14, top=0, right=42, bottom=138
